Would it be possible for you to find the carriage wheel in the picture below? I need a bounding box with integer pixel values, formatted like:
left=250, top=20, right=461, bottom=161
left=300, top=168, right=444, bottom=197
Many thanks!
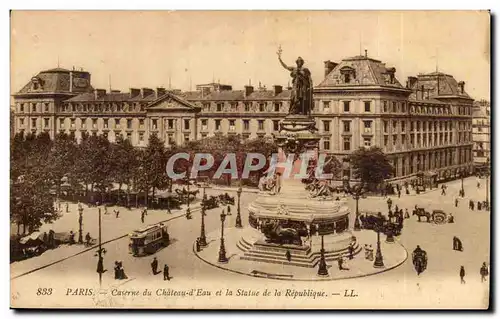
left=432, top=212, right=447, bottom=224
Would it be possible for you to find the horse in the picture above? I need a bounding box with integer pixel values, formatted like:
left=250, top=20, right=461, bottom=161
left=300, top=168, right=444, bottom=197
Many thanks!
left=412, top=208, right=432, bottom=222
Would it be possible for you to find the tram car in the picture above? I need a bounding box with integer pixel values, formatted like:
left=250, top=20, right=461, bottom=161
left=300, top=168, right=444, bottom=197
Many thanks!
left=128, top=223, right=170, bottom=257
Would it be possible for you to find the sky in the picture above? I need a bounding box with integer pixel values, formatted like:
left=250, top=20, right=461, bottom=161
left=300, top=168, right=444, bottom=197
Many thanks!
left=10, top=10, right=490, bottom=100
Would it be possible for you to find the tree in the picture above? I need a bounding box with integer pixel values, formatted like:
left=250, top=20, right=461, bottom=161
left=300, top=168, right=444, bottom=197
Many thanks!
left=142, top=133, right=169, bottom=205
left=348, top=146, right=394, bottom=189
left=46, top=132, right=78, bottom=199
left=110, top=136, right=138, bottom=206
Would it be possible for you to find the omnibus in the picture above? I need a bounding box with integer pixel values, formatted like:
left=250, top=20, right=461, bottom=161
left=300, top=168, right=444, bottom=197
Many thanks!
left=128, top=223, right=170, bottom=256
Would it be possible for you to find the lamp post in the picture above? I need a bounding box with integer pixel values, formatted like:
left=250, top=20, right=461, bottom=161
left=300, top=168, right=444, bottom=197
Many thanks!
left=352, top=185, right=363, bottom=231
left=460, top=170, right=465, bottom=197
left=373, top=216, right=385, bottom=268
left=317, top=235, right=329, bottom=277
left=95, top=208, right=106, bottom=286
left=199, top=193, right=208, bottom=247
left=235, top=185, right=243, bottom=228
left=218, top=210, right=228, bottom=263
left=78, top=203, right=84, bottom=244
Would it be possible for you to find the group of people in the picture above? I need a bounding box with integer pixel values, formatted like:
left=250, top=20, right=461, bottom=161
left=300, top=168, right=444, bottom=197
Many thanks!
left=151, top=257, right=170, bottom=281
left=114, top=261, right=127, bottom=280
left=459, top=263, right=489, bottom=284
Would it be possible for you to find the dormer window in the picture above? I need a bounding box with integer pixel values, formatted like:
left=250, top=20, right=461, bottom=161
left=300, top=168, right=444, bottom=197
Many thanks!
left=340, top=66, right=356, bottom=84
left=30, top=77, right=43, bottom=91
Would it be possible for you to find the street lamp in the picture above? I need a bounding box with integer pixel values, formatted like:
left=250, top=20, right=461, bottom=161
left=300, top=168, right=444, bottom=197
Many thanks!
left=218, top=210, right=228, bottom=263
left=460, top=169, right=465, bottom=198
left=317, top=235, right=329, bottom=277
left=78, top=203, right=84, bottom=244
left=235, top=185, right=243, bottom=228
left=351, top=184, right=363, bottom=231
left=373, top=214, right=385, bottom=268
left=199, top=193, right=208, bottom=247
left=95, top=208, right=106, bottom=286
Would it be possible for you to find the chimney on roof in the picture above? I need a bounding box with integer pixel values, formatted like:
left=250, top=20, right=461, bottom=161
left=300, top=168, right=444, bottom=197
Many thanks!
left=141, top=88, right=154, bottom=98
left=407, top=76, right=418, bottom=89
left=273, top=85, right=283, bottom=96
left=420, top=85, right=425, bottom=100
left=130, top=88, right=140, bottom=98
left=323, top=60, right=338, bottom=77
left=94, top=89, right=106, bottom=100
left=244, top=85, right=254, bottom=98
left=458, top=81, right=465, bottom=94
left=156, top=87, right=167, bottom=98
left=365, top=49, right=367, bottom=58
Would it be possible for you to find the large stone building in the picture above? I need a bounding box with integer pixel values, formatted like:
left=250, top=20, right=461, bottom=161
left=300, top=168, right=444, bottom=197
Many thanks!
left=12, top=52, right=475, bottom=182
left=472, top=99, right=491, bottom=166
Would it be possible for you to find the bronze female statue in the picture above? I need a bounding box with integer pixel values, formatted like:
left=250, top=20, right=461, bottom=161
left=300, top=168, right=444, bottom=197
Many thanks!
left=277, top=46, right=313, bottom=116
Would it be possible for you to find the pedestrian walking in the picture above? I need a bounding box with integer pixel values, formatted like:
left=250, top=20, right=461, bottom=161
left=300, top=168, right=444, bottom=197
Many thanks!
left=460, top=266, right=466, bottom=284
left=227, top=205, right=232, bottom=216
left=477, top=181, right=481, bottom=189
left=441, top=185, right=446, bottom=196
left=455, top=198, right=459, bottom=207
left=348, top=243, right=354, bottom=260
left=338, top=257, right=343, bottom=270
left=66, top=203, right=69, bottom=213
left=195, top=238, right=201, bottom=252
left=141, top=211, right=145, bottom=224
left=285, top=250, right=292, bottom=262
left=151, top=257, right=158, bottom=275
left=480, top=262, right=489, bottom=282
left=104, top=206, right=109, bottom=215
left=398, top=189, right=401, bottom=198
left=163, top=264, right=170, bottom=281
left=85, top=232, right=91, bottom=246
left=405, top=208, right=410, bottom=219
left=477, top=201, right=482, bottom=211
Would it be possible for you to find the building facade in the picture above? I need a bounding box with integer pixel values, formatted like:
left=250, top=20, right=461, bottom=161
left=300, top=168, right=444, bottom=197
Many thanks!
left=13, top=54, right=475, bottom=182
left=472, top=99, right=491, bottom=165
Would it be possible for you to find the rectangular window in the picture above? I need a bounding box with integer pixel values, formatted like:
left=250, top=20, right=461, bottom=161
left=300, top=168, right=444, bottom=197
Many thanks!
left=364, top=101, right=371, bottom=112
left=274, top=103, right=281, bottom=112
left=103, top=119, right=108, bottom=129
left=258, top=120, right=265, bottom=131
left=244, top=102, right=251, bottom=112
left=343, top=121, right=351, bottom=133
left=401, top=121, right=406, bottom=132
left=19, top=103, right=24, bottom=112
left=363, top=121, right=372, bottom=133
left=410, top=121, right=414, bottom=131
left=201, top=119, right=208, bottom=131
left=81, top=118, right=87, bottom=129
left=184, top=119, right=190, bottom=130
left=167, top=119, right=174, bottom=130
left=126, top=132, right=132, bottom=140
left=259, top=103, right=265, bottom=112
left=364, top=137, right=372, bottom=147
left=127, top=119, right=132, bottom=129
left=44, top=103, right=49, bottom=112
left=343, top=101, right=350, bottom=112
left=392, top=121, right=397, bottom=132
left=168, top=134, right=174, bottom=144
left=392, top=102, right=397, bottom=113
left=139, top=132, right=144, bottom=142
left=323, top=140, right=330, bottom=151
left=151, top=119, right=157, bottom=130
left=402, top=102, right=406, bottom=113
left=383, top=121, right=388, bottom=133
left=393, top=135, right=397, bottom=145
left=401, top=134, right=406, bottom=146
left=323, top=101, right=330, bottom=110
left=383, top=101, right=388, bottom=113
left=273, top=120, right=280, bottom=131
left=59, top=118, right=64, bottom=128
left=343, top=137, right=351, bottom=151
left=184, top=134, right=190, bottom=142
left=71, top=118, right=75, bottom=128
left=201, top=133, right=208, bottom=139
left=384, top=136, right=388, bottom=146
left=93, top=118, right=98, bottom=129
left=243, top=120, right=250, bottom=131
left=139, top=119, right=144, bottom=129
left=323, top=120, right=330, bottom=132
left=44, top=118, right=49, bottom=128
left=32, top=103, right=37, bottom=112
left=216, top=103, right=223, bottom=112
left=215, top=119, right=221, bottom=130
left=229, top=119, right=235, bottom=131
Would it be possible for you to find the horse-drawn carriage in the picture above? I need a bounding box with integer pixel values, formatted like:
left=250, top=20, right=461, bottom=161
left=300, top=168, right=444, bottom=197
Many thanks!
left=217, top=193, right=235, bottom=206
left=412, top=207, right=448, bottom=224
left=412, top=246, right=428, bottom=275
left=359, top=212, right=403, bottom=236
